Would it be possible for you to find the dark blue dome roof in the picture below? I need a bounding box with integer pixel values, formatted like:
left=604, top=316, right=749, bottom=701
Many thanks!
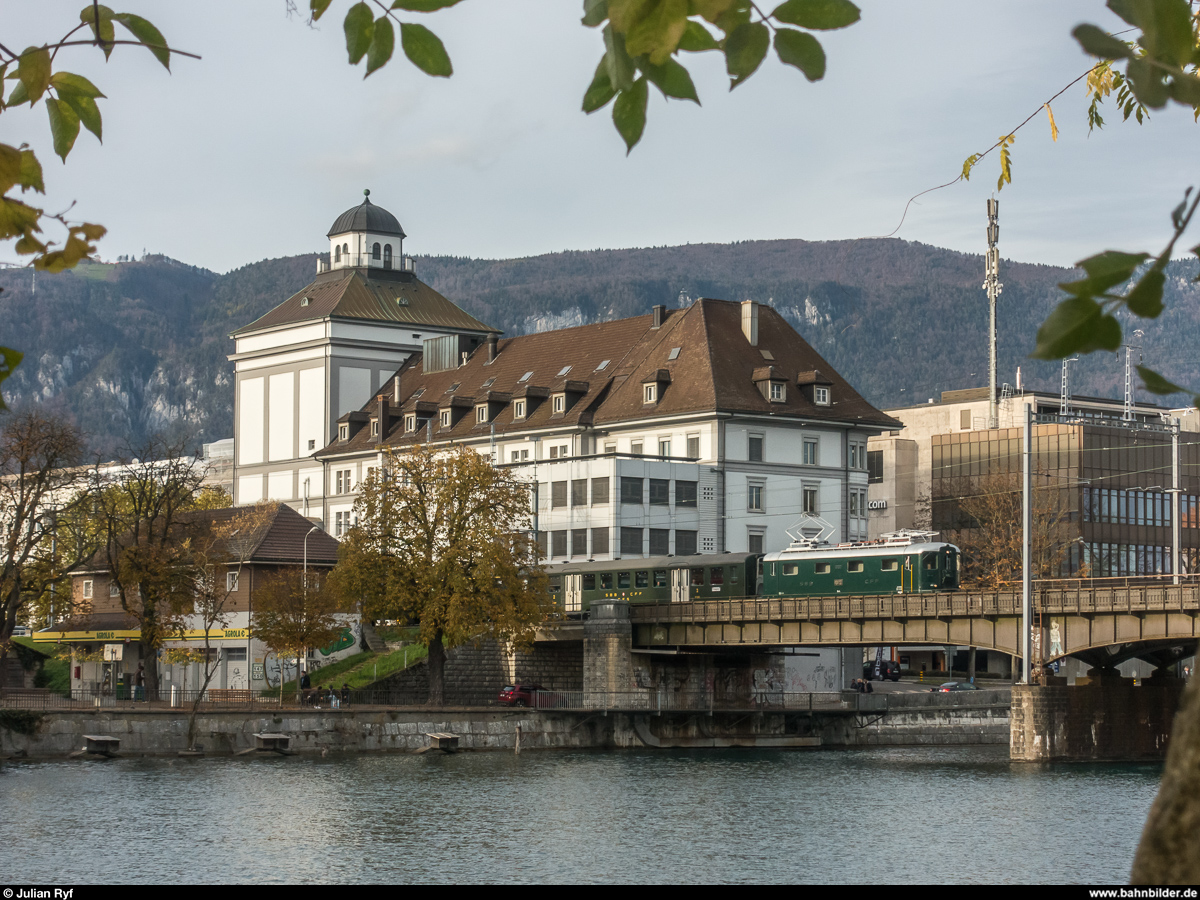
left=327, top=191, right=406, bottom=238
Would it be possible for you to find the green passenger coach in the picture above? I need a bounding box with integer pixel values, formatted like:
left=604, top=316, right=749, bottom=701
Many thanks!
left=546, top=553, right=761, bottom=613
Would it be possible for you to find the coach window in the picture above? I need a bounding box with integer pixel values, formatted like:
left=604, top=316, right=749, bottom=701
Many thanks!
left=636, top=571, right=649, bottom=588
left=653, top=569, right=668, bottom=587
left=617, top=571, right=631, bottom=589
left=782, top=563, right=799, bottom=576
left=710, top=567, right=724, bottom=586
left=691, top=568, right=705, bottom=587
left=600, top=573, right=613, bottom=589
left=923, top=553, right=939, bottom=570
left=814, top=563, right=830, bottom=575
left=848, top=561, right=864, bottom=573
left=881, top=559, right=899, bottom=572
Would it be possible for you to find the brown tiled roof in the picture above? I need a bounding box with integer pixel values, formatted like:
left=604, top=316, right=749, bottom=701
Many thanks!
left=232, top=267, right=497, bottom=336
left=74, top=503, right=340, bottom=573
left=317, top=299, right=898, bottom=458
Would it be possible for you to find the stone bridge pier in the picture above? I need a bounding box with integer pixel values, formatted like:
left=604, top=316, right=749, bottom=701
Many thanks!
left=1010, top=675, right=1187, bottom=761
left=583, top=599, right=634, bottom=702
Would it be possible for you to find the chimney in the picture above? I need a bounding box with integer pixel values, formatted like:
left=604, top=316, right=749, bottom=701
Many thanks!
left=393, top=374, right=401, bottom=404
left=486, top=333, right=498, bottom=363
left=741, top=299, right=758, bottom=347
left=652, top=305, right=665, bottom=329
left=372, top=395, right=389, bottom=444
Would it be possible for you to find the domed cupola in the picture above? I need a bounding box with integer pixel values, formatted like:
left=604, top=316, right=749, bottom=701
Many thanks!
left=324, top=189, right=409, bottom=272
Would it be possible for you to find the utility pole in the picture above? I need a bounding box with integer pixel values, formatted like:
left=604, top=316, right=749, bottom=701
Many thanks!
left=984, top=200, right=1002, bottom=429
left=1022, top=402, right=1032, bottom=684
left=1059, top=357, right=1077, bottom=418
left=1172, top=419, right=1181, bottom=584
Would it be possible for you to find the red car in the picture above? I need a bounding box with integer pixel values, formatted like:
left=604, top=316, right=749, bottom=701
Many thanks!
left=497, top=683, right=545, bottom=707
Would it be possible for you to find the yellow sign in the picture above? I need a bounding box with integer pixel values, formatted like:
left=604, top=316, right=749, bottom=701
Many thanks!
left=33, top=627, right=251, bottom=643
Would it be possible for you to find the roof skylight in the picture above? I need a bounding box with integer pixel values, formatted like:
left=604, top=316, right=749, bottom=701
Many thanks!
left=596, top=360, right=610, bottom=371
left=668, top=347, right=681, bottom=360
left=481, top=377, right=496, bottom=388
left=557, top=365, right=572, bottom=377
left=519, top=371, right=533, bottom=383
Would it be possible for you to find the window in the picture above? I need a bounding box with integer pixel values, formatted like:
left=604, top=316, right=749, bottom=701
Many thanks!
left=850, top=488, right=866, bottom=518
left=591, top=527, right=610, bottom=556
left=803, top=440, right=818, bottom=466
left=710, top=567, right=724, bottom=586
left=881, top=559, right=899, bottom=572
left=372, top=242, right=381, bottom=260
left=405, top=415, right=416, bottom=432
left=649, top=478, right=670, bottom=506
left=335, top=510, right=352, bottom=537
left=748, top=481, right=764, bottom=512
left=654, top=569, right=668, bottom=587
left=604, top=442, right=616, bottom=454
left=617, top=571, right=631, bottom=589
left=867, top=449, right=883, bottom=484
left=440, top=410, right=450, bottom=428
left=476, top=405, right=487, bottom=423
left=600, top=573, right=613, bottom=589
left=557, top=365, right=572, bottom=376
left=676, top=481, right=697, bottom=508
left=583, top=574, right=596, bottom=590
left=571, top=479, right=587, bottom=507
left=338, top=424, right=348, bottom=441
left=631, top=441, right=643, bottom=455
left=510, top=448, right=529, bottom=463
left=553, top=394, right=565, bottom=413
left=644, top=383, right=657, bottom=404
left=748, top=435, right=764, bottom=462
left=336, top=469, right=352, bottom=494
left=371, top=420, right=379, bottom=436
left=659, top=439, right=670, bottom=458
left=82, top=579, right=93, bottom=599
left=687, top=434, right=700, bottom=459
left=815, top=562, right=830, bottom=574
left=109, top=582, right=119, bottom=597
left=621, top=477, right=643, bottom=504
left=691, top=568, right=705, bottom=587
left=591, top=477, right=610, bottom=505
left=814, top=386, right=830, bottom=406
left=676, top=530, right=697, bottom=556
left=848, top=561, right=864, bottom=573
left=571, top=529, right=588, bottom=558
left=383, top=244, right=392, bottom=268
left=803, top=486, right=819, bottom=514
left=551, top=481, right=568, bottom=508
left=552, top=531, right=568, bottom=558
left=769, top=382, right=785, bottom=402
left=226, top=571, right=239, bottom=593
left=782, top=563, right=799, bottom=576
left=636, top=570, right=649, bottom=588
left=849, top=442, right=866, bottom=469
left=514, top=400, right=526, bottom=419
left=536, top=532, right=548, bottom=558
left=596, top=359, right=610, bottom=371
left=748, top=531, right=764, bottom=554
left=620, top=527, right=643, bottom=556
left=649, top=528, right=670, bottom=555
left=308, top=439, right=316, bottom=451
left=334, top=245, right=341, bottom=262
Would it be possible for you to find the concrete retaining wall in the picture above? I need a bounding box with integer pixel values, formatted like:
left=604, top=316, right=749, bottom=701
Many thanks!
left=824, top=690, right=1011, bottom=746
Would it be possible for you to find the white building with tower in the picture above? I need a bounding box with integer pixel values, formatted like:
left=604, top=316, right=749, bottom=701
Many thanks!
left=229, top=191, right=497, bottom=514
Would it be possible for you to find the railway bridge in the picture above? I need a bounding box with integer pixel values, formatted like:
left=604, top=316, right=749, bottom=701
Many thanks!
left=627, top=578, right=1200, bottom=673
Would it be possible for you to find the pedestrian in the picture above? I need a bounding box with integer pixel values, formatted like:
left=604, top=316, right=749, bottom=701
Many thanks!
left=135, top=663, right=146, bottom=702
left=341, top=683, right=350, bottom=707
left=329, top=686, right=339, bottom=709
left=299, top=670, right=311, bottom=706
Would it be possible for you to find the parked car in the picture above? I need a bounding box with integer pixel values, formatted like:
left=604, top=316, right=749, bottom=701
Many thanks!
left=497, top=683, right=545, bottom=707
left=863, top=660, right=902, bottom=682
left=932, top=681, right=980, bottom=692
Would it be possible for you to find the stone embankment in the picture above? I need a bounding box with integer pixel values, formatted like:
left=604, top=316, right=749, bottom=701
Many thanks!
left=0, top=691, right=1013, bottom=759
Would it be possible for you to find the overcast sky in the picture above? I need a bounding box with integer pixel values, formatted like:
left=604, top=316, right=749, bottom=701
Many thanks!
left=3, top=1, right=1197, bottom=273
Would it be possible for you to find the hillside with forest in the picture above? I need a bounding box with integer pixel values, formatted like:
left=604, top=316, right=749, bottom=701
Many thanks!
left=1, top=238, right=1196, bottom=456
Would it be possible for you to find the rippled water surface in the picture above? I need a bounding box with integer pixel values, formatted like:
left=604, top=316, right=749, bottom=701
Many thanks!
left=0, top=746, right=1161, bottom=883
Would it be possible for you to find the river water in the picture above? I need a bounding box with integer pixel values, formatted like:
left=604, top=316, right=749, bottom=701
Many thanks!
left=1, top=746, right=1160, bottom=884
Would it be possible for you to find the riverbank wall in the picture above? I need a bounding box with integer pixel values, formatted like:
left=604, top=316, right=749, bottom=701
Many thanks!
left=0, top=692, right=1012, bottom=759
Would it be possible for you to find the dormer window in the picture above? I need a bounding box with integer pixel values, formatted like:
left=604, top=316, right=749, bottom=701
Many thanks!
left=644, top=383, right=657, bottom=405
left=440, top=410, right=451, bottom=428
left=814, top=386, right=830, bottom=406
left=339, top=424, right=348, bottom=441
left=405, top=414, right=416, bottom=432
left=476, top=405, right=488, bottom=424
left=514, top=399, right=526, bottom=419
left=371, top=420, right=379, bottom=436
left=553, top=394, right=565, bottom=413
left=769, top=382, right=786, bottom=402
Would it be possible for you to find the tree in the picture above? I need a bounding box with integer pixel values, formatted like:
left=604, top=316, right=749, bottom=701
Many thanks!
left=172, top=503, right=275, bottom=749
left=250, top=566, right=346, bottom=704
left=0, top=408, right=87, bottom=690
left=939, top=472, right=1073, bottom=589
left=86, top=439, right=209, bottom=697
left=331, top=445, right=551, bottom=705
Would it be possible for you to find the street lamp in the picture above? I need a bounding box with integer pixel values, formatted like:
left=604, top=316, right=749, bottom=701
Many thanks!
left=302, top=525, right=320, bottom=685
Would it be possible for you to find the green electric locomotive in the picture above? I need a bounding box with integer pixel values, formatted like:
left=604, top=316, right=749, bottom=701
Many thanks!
left=760, top=531, right=960, bottom=596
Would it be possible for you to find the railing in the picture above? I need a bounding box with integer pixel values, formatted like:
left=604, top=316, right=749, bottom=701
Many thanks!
left=316, top=255, right=414, bottom=274
left=630, top=582, right=1200, bottom=625
left=0, top=687, right=881, bottom=714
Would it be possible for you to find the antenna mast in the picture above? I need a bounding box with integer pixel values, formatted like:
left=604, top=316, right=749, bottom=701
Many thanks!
left=1123, top=329, right=1144, bottom=422
left=1059, top=357, right=1077, bottom=417
left=983, top=199, right=1002, bottom=428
